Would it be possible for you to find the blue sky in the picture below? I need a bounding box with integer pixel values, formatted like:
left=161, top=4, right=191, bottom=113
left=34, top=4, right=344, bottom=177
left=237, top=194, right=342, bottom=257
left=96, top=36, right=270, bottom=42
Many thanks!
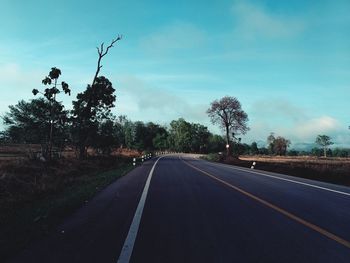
left=1, top=0, right=349, bottom=148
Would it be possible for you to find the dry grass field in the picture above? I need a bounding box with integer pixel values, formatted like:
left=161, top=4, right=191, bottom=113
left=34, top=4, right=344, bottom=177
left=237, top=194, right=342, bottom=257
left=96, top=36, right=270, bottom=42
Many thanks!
left=0, top=144, right=141, bottom=160
left=229, top=155, right=350, bottom=186
left=240, top=155, right=350, bottom=164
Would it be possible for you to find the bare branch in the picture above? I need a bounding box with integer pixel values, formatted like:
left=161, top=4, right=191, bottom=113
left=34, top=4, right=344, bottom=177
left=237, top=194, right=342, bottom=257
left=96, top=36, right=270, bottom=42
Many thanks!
left=92, top=36, right=122, bottom=86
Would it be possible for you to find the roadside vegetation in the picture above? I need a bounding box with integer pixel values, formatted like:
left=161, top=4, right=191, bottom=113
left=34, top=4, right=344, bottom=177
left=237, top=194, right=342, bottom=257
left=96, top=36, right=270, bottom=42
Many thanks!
left=203, top=150, right=350, bottom=187
left=0, top=155, right=133, bottom=260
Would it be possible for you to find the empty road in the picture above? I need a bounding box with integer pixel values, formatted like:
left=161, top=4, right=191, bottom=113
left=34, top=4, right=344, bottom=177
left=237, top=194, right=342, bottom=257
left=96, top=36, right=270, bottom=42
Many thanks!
left=8, top=155, right=350, bottom=263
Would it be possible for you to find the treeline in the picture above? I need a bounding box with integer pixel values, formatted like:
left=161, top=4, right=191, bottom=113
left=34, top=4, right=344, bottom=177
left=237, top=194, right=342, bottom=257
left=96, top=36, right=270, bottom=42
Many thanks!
left=0, top=101, right=226, bottom=157
left=237, top=142, right=350, bottom=157
left=1, top=103, right=349, bottom=158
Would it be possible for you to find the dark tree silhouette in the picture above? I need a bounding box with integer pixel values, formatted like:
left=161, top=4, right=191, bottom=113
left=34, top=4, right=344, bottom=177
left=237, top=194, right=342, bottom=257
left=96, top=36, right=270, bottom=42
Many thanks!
left=92, top=35, right=122, bottom=85
left=71, top=36, right=121, bottom=159
left=273, top=136, right=291, bottom=155
left=207, top=96, right=249, bottom=156
left=2, top=99, right=69, bottom=155
left=32, top=67, right=70, bottom=159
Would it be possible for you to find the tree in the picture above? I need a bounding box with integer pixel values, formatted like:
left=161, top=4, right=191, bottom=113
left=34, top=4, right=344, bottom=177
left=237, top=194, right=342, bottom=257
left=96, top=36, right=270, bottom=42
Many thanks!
left=311, top=147, right=323, bottom=157
left=207, top=134, right=226, bottom=153
left=287, top=149, right=299, bottom=156
left=32, top=67, right=70, bottom=159
left=167, top=118, right=211, bottom=153
left=273, top=136, right=291, bottom=155
left=91, top=118, right=119, bottom=155
left=153, top=133, right=169, bottom=151
left=2, top=99, right=69, bottom=155
left=168, top=118, right=193, bottom=152
left=266, top=133, right=290, bottom=155
left=332, top=148, right=349, bottom=157
left=71, top=77, right=116, bottom=158
left=259, top=147, right=269, bottom=155
left=315, top=135, right=334, bottom=157
left=0, top=131, right=10, bottom=143
left=267, top=132, right=275, bottom=154
left=190, top=123, right=210, bottom=153
left=207, top=96, right=249, bottom=156
left=250, top=142, right=259, bottom=155
left=71, top=36, right=121, bottom=159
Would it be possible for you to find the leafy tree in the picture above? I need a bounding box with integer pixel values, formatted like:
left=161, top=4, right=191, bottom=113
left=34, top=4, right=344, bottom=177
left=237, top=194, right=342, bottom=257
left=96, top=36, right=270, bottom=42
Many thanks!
left=311, top=147, right=323, bottom=157
left=167, top=118, right=211, bottom=153
left=273, top=136, right=291, bottom=155
left=267, top=132, right=275, bottom=155
left=123, top=120, right=136, bottom=149
left=258, top=147, right=269, bottom=155
left=207, top=134, right=226, bottom=153
left=143, top=122, right=167, bottom=151
left=153, top=133, right=169, bottom=151
left=168, top=118, right=193, bottom=152
left=332, top=148, right=349, bottom=157
left=0, top=131, right=10, bottom=143
left=32, top=67, right=70, bottom=159
left=133, top=121, right=148, bottom=151
left=114, top=115, right=129, bottom=148
left=232, top=142, right=250, bottom=156
left=71, top=76, right=116, bottom=158
left=250, top=142, right=259, bottom=155
left=315, top=135, right=334, bottom=157
left=207, top=96, right=249, bottom=156
left=71, top=37, right=121, bottom=159
left=190, top=123, right=210, bottom=153
left=2, top=99, right=68, bottom=153
left=91, top=118, right=119, bottom=155
left=287, top=150, right=299, bottom=156
left=266, top=133, right=290, bottom=155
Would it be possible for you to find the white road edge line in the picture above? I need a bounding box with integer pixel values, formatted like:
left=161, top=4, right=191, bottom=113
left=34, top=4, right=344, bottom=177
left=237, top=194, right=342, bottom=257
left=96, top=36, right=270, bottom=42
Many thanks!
left=117, top=156, right=163, bottom=263
left=202, top=160, right=350, bottom=197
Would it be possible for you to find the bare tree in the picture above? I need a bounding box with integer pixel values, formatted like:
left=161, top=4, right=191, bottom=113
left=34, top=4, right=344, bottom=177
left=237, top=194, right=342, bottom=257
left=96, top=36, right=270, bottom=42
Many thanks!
left=71, top=36, right=122, bottom=159
left=207, top=96, right=249, bottom=156
left=92, top=35, right=122, bottom=86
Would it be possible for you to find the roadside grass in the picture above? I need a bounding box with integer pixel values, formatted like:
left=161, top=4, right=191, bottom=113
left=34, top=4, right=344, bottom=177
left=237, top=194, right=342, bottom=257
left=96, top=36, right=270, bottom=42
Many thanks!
left=0, top=157, right=134, bottom=261
left=202, top=153, right=221, bottom=162
left=202, top=154, right=350, bottom=186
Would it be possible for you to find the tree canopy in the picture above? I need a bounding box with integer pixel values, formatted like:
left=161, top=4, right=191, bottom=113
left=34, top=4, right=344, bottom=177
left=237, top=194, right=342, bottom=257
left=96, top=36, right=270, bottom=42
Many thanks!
left=315, top=135, right=334, bottom=157
left=207, top=96, right=249, bottom=156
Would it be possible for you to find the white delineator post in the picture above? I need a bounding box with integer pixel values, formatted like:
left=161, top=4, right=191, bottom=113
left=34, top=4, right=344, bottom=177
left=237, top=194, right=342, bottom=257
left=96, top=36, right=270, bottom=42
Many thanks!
left=251, top=161, right=256, bottom=169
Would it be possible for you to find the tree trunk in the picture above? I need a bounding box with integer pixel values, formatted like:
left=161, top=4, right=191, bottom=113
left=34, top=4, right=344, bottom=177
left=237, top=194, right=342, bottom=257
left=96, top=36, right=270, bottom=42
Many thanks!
left=225, top=124, right=230, bottom=156
left=79, top=144, right=87, bottom=159
left=324, top=146, right=327, bottom=157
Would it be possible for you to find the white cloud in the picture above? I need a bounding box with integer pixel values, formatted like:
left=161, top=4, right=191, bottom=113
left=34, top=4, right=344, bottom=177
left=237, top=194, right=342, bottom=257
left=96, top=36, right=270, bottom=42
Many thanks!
left=141, top=22, right=207, bottom=54
left=231, top=1, right=305, bottom=39
left=294, top=116, right=340, bottom=139
left=115, top=75, right=209, bottom=124
left=244, top=98, right=349, bottom=147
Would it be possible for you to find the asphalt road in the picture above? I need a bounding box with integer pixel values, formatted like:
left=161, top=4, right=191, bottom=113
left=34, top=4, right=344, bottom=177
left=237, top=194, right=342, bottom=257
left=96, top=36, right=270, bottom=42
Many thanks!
left=8, top=155, right=350, bottom=263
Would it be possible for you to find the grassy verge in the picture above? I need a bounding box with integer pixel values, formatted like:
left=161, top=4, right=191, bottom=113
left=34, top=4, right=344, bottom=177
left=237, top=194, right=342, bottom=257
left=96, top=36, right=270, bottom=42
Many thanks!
left=0, top=158, right=134, bottom=261
left=201, top=154, right=350, bottom=186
